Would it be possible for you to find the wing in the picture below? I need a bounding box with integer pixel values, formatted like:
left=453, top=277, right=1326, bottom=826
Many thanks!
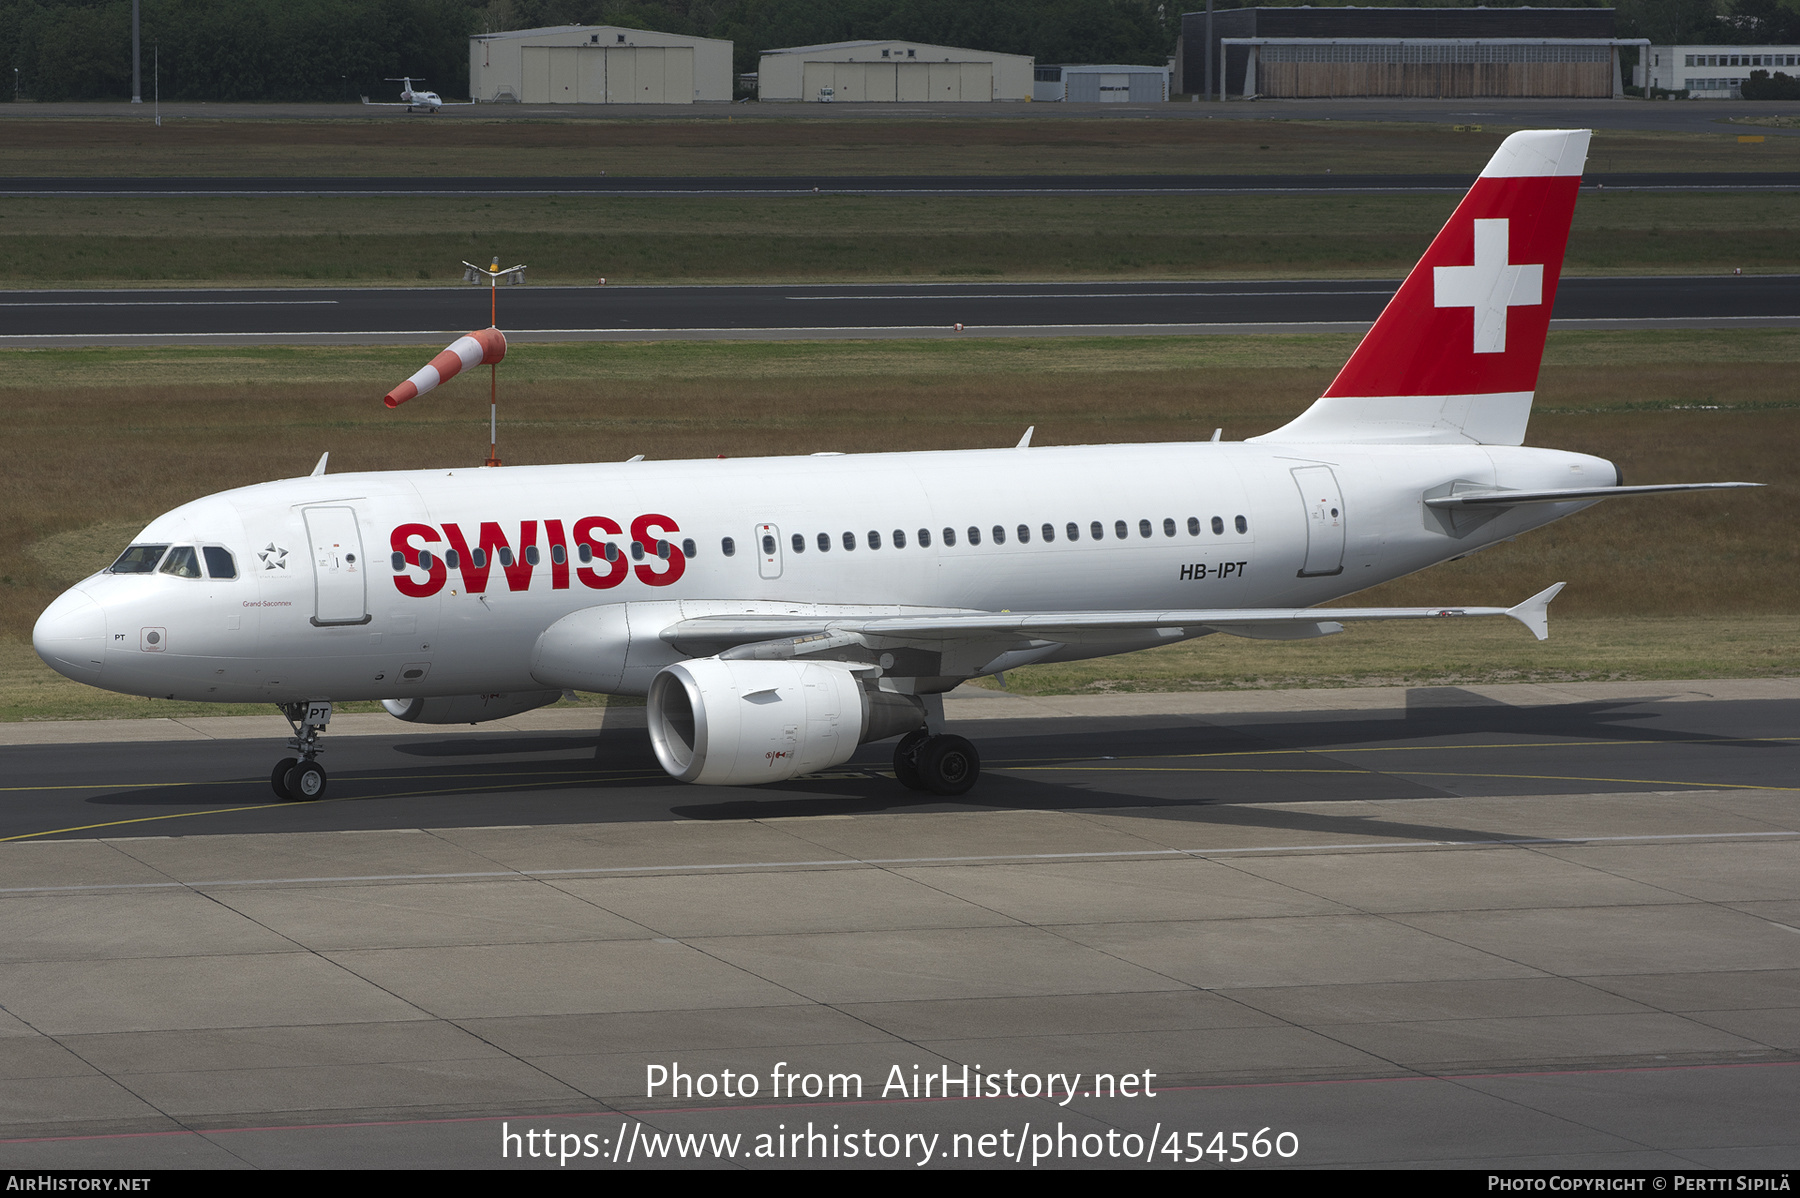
left=655, top=583, right=1567, bottom=681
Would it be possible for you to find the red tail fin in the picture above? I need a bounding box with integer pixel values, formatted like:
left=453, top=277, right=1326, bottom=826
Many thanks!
left=1255, top=130, right=1589, bottom=446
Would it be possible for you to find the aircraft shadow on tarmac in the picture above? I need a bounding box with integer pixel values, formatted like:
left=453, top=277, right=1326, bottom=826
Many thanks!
left=59, top=692, right=1776, bottom=849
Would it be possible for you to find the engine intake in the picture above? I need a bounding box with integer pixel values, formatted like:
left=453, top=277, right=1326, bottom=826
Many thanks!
left=647, top=658, right=924, bottom=785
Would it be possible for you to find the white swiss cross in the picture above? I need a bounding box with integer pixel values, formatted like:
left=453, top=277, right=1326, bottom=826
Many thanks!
left=1432, top=218, right=1544, bottom=355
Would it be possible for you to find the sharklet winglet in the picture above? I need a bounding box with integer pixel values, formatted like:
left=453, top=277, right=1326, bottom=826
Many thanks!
left=1505, top=582, right=1565, bottom=642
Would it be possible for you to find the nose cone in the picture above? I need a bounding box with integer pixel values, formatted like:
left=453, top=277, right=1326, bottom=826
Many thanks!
left=34, top=587, right=106, bottom=685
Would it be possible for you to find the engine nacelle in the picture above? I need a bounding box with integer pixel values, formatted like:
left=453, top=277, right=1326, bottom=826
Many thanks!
left=381, top=690, right=561, bottom=725
left=647, top=658, right=925, bottom=785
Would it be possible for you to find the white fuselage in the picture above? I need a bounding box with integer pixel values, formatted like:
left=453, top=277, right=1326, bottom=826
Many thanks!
left=36, top=439, right=1614, bottom=706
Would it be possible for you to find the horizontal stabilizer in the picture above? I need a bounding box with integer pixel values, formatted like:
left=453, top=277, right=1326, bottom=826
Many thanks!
left=1425, top=482, right=1762, bottom=508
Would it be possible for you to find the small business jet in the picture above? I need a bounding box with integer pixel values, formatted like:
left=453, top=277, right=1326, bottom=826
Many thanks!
left=361, top=77, right=446, bottom=113
left=34, top=130, right=1759, bottom=802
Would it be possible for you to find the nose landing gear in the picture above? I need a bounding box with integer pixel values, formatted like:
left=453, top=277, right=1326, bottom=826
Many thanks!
left=271, top=701, right=332, bottom=800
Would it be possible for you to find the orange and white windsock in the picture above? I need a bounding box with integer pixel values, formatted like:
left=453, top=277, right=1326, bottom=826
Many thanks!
left=384, top=327, right=507, bottom=408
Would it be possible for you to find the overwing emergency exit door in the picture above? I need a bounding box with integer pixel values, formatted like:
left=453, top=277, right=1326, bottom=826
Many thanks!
left=756, top=523, right=783, bottom=580
left=304, top=506, right=370, bottom=625
left=1292, top=465, right=1346, bottom=577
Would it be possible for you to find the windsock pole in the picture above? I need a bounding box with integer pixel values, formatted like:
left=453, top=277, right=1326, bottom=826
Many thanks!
left=385, top=258, right=524, bottom=467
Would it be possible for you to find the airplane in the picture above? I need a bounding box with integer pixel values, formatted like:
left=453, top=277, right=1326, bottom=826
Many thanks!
left=32, top=129, right=1760, bottom=803
left=361, top=77, right=447, bottom=113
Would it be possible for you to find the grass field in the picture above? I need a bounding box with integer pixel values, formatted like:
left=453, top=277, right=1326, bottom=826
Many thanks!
left=4, top=330, right=1792, bottom=717
left=0, top=117, right=1792, bottom=178
left=3, top=188, right=1795, bottom=284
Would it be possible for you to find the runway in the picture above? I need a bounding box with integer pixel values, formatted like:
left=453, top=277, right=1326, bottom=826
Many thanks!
left=2, top=276, right=1793, bottom=347
left=7, top=96, right=1800, bottom=137
left=5, top=171, right=1798, bottom=197
left=1, top=680, right=1796, bottom=1168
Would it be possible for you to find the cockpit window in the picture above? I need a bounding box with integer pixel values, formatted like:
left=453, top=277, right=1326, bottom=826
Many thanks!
left=202, top=546, right=238, bottom=579
left=109, top=544, right=170, bottom=574
left=158, top=546, right=203, bottom=579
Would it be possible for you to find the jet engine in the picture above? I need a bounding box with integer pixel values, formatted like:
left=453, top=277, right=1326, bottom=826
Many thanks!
left=647, top=658, right=925, bottom=785
left=381, top=690, right=561, bottom=724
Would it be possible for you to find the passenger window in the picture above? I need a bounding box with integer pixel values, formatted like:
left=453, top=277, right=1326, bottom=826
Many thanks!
left=1017, top=524, right=1030, bottom=544
left=919, top=528, right=932, bottom=548
left=1090, top=522, right=1103, bottom=540
left=446, top=549, right=461, bottom=569
left=1236, top=515, right=1249, bottom=533
left=868, top=530, right=882, bottom=550
left=472, top=548, right=487, bottom=568
left=943, top=527, right=956, bottom=547
left=657, top=540, right=671, bottom=559
left=682, top=538, right=697, bottom=558
left=1067, top=523, right=1079, bottom=541
left=579, top=544, right=593, bottom=563
left=391, top=551, right=406, bottom=571
left=109, top=544, right=170, bottom=574
left=968, top=526, right=982, bottom=546
left=792, top=533, right=805, bottom=553
left=1163, top=518, right=1176, bottom=538
left=631, top=541, right=645, bottom=560
left=1138, top=519, right=1152, bottom=538
left=202, top=546, right=238, bottom=579
left=603, top=543, right=619, bottom=562
left=893, top=529, right=907, bottom=549
left=991, top=525, right=1005, bottom=545
left=159, top=546, right=202, bottom=579
left=724, top=537, right=738, bottom=557
left=842, top=531, right=857, bottom=551
left=817, top=532, right=831, bottom=552
left=1188, top=516, right=1201, bottom=536
left=1212, top=516, right=1225, bottom=535
left=418, top=549, right=435, bottom=570
left=551, top=544, right=567, bottom=565
left=1043, top=524, right=1056, bottom=542
left=498, top=547, right=515, bottom=567
left=1114, top=521, right=1128, bottom=539
left=524, top=546, right=540, bottom=566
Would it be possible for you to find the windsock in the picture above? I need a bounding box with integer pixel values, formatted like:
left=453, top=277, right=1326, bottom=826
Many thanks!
left=384, top=327, right=506, bottom=408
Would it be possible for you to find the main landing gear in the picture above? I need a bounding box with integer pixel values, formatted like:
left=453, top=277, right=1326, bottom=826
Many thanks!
left=271, top=701, right=332, bottom=801
left=892, top=728, right=981, bottom=796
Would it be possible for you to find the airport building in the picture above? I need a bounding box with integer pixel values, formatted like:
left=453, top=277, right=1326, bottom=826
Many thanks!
left=757, top=40, right=1033, bottom=102
left=469, top=25, right=734, bottom=104
left=1178, top=7, right=1642, bottom=100
left=1636, top=45, right=1800, bottom=96
left=1033, top=63, right=1172, bottom=102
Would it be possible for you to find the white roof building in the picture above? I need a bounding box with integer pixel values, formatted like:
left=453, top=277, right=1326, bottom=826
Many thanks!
left=470, top=25, right=734, bottom=104
left=1034, top=64, right=1171, bottom=102
left=1636, top=44, right=1800, bottom=97
left=757, top=40, right=1033, bottom=102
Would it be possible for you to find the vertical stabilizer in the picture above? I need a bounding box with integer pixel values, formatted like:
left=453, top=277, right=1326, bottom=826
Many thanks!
left=1252, top=129, right=1589, bottom=446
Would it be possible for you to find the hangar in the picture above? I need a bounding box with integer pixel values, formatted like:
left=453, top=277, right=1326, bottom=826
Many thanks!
left=1033, top=64, right=1172, bottom=102
left=470, top=25, right=734, bottom=104
left=1178, top=7, right=1642, bottom=100
left=757, top=40, right=1033, bottom=102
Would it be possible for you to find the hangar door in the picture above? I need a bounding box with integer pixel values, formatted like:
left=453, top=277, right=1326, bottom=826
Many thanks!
left=911, top=62, right=992, bottom=101
left=522, top=45, right=694, bottom=103
left=804, top=62, right=899, bottom=102
left=805, top=61, right=993, bottom=101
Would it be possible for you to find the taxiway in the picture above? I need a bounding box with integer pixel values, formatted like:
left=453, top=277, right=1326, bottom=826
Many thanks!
left=2, top=679, right=1796, bottom=1168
